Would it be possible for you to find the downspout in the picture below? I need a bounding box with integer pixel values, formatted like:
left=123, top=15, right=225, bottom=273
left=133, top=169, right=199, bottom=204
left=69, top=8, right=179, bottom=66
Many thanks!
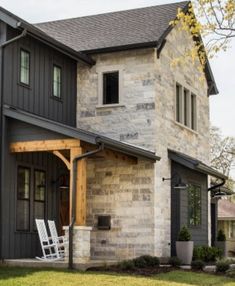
left=208, top=178, right=226, bottom=192
left=68, top=141, right=104, bottom=269
left=0, top=28, right=27, bottom=259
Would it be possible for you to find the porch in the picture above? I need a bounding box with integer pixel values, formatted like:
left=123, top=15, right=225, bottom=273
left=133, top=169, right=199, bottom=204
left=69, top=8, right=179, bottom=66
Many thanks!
left=2, top=107, right=159, bottom=266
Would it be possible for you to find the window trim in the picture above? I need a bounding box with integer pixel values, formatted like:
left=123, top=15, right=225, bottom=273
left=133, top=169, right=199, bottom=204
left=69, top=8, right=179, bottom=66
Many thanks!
left=175, top=80, right=198, bottom=132
left=187, top=183, right=202, bottom=228
left=97, top=65, right=124, bottom=108
left=52, top=64, right=62, bottom=100
left=19, top=48, right=31, bottom=87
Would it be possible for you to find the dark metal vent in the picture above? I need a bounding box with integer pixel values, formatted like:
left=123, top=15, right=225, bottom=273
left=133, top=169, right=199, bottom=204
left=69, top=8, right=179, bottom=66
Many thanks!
left=97, top=215, right=111, bottom=230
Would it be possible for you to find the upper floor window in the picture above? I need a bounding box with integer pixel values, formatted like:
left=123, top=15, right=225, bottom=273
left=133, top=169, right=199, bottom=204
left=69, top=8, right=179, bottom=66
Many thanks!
left=20, top=49, right=30, bottom=85
left=176, top=83, right=197, bottom=131
left=103, top=71, right=119, bottom=105
left=53, top=65, right=62, bottom=98
left=188, top=184, right=201, bottom=227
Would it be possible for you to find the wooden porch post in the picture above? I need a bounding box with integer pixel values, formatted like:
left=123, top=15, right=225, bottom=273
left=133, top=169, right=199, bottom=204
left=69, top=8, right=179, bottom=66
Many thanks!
left=70, top=147, right=87, bottom=226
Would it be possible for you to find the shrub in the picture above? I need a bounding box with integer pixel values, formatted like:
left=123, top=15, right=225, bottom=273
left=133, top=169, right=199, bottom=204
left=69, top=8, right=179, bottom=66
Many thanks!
left=217, top=229, right=226, bottom=241
left=168, top=256, right=181, bottom=267
left=193, top=246, right=222, bottom=262
left=178, top=226, right=191, bottom=241
left=191, top=259, right=205, bottom=270
left=118, top=260, right=135, bottom=270
left=216, top=260, right=230, bottom=273
left=226, top=269, right=235, bottom=278
left=133, top=255, right=160, bottom=268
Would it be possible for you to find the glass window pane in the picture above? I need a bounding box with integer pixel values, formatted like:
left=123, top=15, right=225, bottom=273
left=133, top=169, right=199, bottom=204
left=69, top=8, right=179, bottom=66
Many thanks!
left=176, top=84, right=181, bottom=122
left=188, top=184, right=201, bottom=226
left=34, top=170, right=46, bottom=201
left=16, top=200, right=30, bottom=231
left=20, top=50, right=30, bottom=85
left=103, top=72, right=119, bottom=104
left=53, top=65, right=61, bottom=98
left=18, top=167, right=30, bottom=199
left=191, top=94, right=196, bottom=130
left=184, top=88, right=189, bottom=127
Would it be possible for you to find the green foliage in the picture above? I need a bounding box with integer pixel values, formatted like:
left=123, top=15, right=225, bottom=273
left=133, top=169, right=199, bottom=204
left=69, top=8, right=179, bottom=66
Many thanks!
left=193, top=246, right=222, bottom=262
left=217, top=229, right=226, bottom=241
left=191, top=259, right=205, bottom=270
left=118, top=260, right=135, bottom=270
left=133, top=255, right=160, bottom=268
left=168, top=256, right=182, bottom=267
left=177, top=226, right=191, bottom=241
left=216, top=260, right=230, bottom=273
left=226, top=269, right=235, bottom=278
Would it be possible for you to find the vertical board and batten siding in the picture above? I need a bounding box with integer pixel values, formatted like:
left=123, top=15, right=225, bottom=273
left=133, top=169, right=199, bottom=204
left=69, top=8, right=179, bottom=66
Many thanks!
left=1, top=119, right=67, bottom=258
left=3, top=25, right=77, bottom=127
left=171, top=161, right=208, bottom=255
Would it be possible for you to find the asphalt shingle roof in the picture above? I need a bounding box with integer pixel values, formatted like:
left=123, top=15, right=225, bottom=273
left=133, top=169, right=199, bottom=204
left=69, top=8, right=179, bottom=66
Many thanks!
left=218, top=199, right=235, bottom=220
left=36, top=1, right=189, bottom=52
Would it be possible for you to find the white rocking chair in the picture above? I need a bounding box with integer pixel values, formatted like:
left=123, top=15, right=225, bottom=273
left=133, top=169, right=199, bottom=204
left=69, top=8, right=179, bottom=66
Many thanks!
left=35, top=219, right=62, bottom=261
left=48, top=220, right=67, bottom=257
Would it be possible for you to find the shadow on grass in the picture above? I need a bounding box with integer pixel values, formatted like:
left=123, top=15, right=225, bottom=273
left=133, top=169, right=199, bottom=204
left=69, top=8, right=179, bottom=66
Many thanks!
left=0, top=266, right=234, bottom=286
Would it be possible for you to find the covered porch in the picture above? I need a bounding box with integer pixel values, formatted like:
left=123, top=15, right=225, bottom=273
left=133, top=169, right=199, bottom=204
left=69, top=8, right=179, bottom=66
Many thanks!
left=3, top=106, right=159, bottom=267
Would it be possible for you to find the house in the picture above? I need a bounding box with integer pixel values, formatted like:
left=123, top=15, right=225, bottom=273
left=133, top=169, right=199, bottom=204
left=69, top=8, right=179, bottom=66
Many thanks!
left=218, top=198, right=235, bottom=256
left=0, top=1, right=227, bottom=266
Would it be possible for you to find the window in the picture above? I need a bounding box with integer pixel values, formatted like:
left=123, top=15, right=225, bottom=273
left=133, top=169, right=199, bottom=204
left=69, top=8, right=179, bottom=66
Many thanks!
left=20, top=50, right=30, bottom=85
left=34, top=170, right=46, bottom=223
left=103, top=71, right=119, bottom=104
left=175, top=82, right=197, bottom=131
left=188, top=184, right=201, bottom=227
left=229, top=221, right=235, bottom=239
left=16, top=167, right=30, bottom=231
left=53, top=65, right=62, bottom=98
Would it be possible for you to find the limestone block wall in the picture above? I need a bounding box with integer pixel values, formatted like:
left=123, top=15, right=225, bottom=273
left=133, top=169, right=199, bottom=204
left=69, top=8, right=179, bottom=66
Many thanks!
left=86, top=158, right=155, bottom=260
left=77, top=26, right=211, bottom=258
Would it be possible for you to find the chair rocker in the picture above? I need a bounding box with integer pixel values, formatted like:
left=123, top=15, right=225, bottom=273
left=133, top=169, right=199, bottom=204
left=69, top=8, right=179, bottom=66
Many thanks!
left=48, top=220, right=68, bottom=257
left=35, top=219, right=62, bottom=261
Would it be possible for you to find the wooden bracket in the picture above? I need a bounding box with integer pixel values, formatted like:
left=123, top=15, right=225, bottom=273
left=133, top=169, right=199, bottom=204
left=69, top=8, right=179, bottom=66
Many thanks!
left=52, top=150, right=70, bottom=170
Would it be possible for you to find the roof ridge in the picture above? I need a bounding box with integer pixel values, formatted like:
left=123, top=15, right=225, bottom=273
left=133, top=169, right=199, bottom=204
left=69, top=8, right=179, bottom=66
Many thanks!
left=35, top=1, right=189, bottom=25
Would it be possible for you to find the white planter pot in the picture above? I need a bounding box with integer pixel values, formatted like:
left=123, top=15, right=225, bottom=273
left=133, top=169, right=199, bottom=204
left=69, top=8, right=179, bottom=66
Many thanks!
left=176, top=241, right=194, bottom=265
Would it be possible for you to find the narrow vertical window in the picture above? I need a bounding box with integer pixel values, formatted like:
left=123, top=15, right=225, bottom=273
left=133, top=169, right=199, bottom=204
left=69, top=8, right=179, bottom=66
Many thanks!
left=184, top=88, right=189, bottom=127
left=16, top=167, right=30, bottom=231
left=188, top=184, right=201, bottom=227
left=191, top=93, right=196, bottom=130
left=53, top=65, right=62, bottom=98
left=20, top=50, right=30, bottom=85
left=103, top=71, right=119, bottom=104
left=34, top=170, right=46, bottom=225
left=176, top=84, right=181, bottom=123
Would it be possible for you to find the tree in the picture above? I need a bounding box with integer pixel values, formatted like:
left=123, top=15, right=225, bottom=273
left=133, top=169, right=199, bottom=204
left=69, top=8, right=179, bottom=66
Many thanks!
left=172, top=0, right=235, bottom=62
left=210, top=126, right=235, bottom=189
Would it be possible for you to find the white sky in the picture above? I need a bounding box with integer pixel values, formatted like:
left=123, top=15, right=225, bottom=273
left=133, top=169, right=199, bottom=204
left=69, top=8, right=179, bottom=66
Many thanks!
left=0, top=0, right=234, bottom=139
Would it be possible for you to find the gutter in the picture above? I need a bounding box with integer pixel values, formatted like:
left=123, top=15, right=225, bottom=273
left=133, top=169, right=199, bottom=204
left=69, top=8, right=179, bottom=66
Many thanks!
left=208, top=179, right=226, bottom=192
left=68, top=141, right=104, bottom=269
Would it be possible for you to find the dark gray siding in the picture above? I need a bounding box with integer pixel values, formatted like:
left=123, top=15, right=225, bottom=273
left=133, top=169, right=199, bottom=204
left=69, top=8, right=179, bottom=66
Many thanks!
left=171, top=162, right=208, bottom=255
left=1, top=118, right=67, bottom=258
left=3, top=25, right=77, bottom=127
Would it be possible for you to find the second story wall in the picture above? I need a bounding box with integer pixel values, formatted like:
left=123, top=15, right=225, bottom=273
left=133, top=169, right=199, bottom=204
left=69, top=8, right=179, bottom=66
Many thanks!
left=3, top=25, right=77, bottom=126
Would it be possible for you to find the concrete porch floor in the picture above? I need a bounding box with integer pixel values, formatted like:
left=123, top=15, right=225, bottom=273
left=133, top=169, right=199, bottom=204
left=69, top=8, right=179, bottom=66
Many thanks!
left=1, top=259, right=117, bottom=271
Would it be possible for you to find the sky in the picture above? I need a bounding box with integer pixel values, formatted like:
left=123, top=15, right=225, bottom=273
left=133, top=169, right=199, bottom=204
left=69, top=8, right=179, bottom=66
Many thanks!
left=0, top=0, right=234, bottom=135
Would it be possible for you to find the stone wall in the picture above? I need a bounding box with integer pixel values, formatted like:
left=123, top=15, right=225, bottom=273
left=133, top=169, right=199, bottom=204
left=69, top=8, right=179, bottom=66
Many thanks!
left=77, top=25, right=211, bottom=258
left=86, top=158, right=155, bottom=260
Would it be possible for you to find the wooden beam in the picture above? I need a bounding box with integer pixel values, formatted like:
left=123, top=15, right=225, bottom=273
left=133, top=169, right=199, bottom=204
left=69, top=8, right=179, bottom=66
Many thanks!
left=52, top=151, right=70, bottom=170
left=69, top=147, right=87, bottom=226
left=10, top=139, right=80, bottom=153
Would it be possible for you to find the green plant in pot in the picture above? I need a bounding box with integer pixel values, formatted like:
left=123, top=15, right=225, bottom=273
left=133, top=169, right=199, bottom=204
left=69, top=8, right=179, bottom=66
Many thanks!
left=215, top=229, right=226, bottom=257
left=176, top=226, right=194, bottom=265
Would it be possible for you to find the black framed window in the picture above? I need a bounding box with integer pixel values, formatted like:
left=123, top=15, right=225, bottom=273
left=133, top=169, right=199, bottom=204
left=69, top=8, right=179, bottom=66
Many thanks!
left=103, top=71, right=119, bottom=104
left=16, top=167, right=30, bottom=231
left=20, top=49, right=30, bottom=85
left=191, top=93, right=196, bottom=130
left=53, top=65, right=62, bottom=98
left=34, top=170, right=46, bottom=222
left=176, top=84, right=181, bottom=123
left=188, top=184, right=201, bottom=227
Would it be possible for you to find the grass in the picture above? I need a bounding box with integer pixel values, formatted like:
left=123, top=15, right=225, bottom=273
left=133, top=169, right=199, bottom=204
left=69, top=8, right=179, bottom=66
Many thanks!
left=0, top=267, right=234, bottom=286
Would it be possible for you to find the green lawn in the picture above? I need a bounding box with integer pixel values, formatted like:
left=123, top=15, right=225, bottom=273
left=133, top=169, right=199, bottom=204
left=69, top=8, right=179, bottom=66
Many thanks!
left=0, top=268, right=234, bottom=286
